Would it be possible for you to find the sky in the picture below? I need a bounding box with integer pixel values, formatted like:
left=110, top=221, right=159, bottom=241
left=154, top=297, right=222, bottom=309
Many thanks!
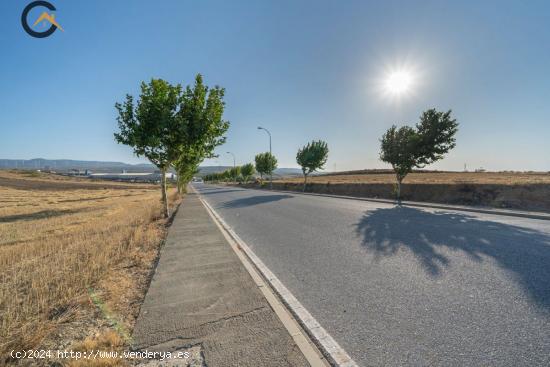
left=1, top=0, right=549, bottom=171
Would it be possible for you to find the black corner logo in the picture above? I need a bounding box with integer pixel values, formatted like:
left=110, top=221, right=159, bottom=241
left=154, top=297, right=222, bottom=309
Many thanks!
left=21, top=1, right=63, bottom=38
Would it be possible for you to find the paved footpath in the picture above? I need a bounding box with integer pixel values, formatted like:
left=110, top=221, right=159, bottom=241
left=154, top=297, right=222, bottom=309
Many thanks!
left=132, top=192, right=309, bottom=366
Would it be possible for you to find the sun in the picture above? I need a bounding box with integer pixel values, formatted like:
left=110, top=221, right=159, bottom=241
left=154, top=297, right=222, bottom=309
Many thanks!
left=385, top=70, right=413, bottom=96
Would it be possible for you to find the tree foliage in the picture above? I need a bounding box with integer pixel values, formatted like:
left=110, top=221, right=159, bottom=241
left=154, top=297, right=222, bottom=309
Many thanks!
left=173, top=75, right=229, bottom=191
left=174, top=154, right=201, bottom=193
left=203, top=164, right=252, bottom=184
left=114, top=79, right=181, bottom=217
left=380, top=108, right=458, bottom=201
left=296, top=140, right=329, bottom=191
left=240, top=163, right=256, bottom=183
left=228, top=166, right=241, bottom=182
left=254, top=152, right=277, bottom=184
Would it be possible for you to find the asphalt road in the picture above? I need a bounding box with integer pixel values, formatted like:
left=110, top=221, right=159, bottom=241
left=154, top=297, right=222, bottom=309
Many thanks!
left=193, top=184, right=550, bottom=366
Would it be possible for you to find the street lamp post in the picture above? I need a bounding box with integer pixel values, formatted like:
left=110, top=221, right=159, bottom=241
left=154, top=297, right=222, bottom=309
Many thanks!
left=257, top=126, right=272, bottom=189
left=226, top=151, right=236, bottom=183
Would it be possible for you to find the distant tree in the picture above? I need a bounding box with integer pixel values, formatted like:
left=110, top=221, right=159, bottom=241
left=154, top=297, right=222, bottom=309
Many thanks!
left=229, top=166, right=241, bottom=183
left=296, top=140, right=329, bottom=191
left=380, top=109, right=458, bottom=202
left=222, top=169, right=232, bottom=182
left=174, top=153, right=201, bottom=193
left=254, top=152, right=277, bottom=185
left=114, top=79, right=182, bottom=218
left=240, top=163, right=256, bottom=183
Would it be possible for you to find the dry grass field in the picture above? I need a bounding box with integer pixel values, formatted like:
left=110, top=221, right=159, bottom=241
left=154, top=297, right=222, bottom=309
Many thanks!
left=280, top=171, right=550, bottom=185
left=0, top=170, right=180, bottom=366
left=263, top=171, right=550, bottom=212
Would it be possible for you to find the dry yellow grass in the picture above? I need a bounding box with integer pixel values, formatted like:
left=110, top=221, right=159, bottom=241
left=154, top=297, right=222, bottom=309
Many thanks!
left=0, top=171, right=180, bottom=365
left=280, top=171, right=550, bottom=185
left=259, top=171, right=550, bottom=212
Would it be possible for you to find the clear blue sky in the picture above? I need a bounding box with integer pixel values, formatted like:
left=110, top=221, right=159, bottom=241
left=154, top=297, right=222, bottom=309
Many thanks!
left=1, top=0, right=549, bottom=171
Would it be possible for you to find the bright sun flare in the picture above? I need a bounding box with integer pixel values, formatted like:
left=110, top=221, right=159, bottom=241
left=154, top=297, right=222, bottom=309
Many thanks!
left=385, top=70, right=413, bottom=95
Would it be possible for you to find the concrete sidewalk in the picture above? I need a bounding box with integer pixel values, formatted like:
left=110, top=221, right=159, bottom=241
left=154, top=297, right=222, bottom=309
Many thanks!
left=132, top=192, right=310, bottom=366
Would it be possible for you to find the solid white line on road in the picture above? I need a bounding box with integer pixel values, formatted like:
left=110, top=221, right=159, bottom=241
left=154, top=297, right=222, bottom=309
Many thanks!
left=196, top=190, right=358, bottom=367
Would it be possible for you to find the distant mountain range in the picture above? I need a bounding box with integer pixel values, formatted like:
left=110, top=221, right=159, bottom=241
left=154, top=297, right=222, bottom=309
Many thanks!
left=0, top=159, right=304, bottom=176
left=0, top=159, right=156, bottom=173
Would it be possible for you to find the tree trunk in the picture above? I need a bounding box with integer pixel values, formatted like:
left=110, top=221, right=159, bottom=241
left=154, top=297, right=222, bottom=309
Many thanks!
left=396, top=176, right=402, bottom=205
left=303, top=173, right=308, bottom=192
left=160, top=168, right=169, bottom=218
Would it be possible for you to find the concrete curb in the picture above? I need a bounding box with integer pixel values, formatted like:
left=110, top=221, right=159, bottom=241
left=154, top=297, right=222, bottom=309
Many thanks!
left=196, top=190, right=358, bottom=367
left=227, top=185, right=550, bottom=221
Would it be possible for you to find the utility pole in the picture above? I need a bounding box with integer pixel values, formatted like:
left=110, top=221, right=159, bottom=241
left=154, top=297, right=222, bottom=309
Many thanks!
left=257, top=126, right=272, bottom=189
left=226, top=151, right=236, bottom=183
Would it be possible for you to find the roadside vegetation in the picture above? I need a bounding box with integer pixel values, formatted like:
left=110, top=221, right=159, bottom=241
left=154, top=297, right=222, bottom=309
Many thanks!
left=380, top=109, right=458, bottom=201
left=254, top=152, right=277, bottom=186
left=0, top=170, right=180, bottom=364
left=201, top=153, right=278, bottom=186
left=296, top=140, right=329, bottom=192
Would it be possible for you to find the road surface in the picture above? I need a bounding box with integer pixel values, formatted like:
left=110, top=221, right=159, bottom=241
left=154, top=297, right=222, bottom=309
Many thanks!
left=193, top=184, right=550, bottom=366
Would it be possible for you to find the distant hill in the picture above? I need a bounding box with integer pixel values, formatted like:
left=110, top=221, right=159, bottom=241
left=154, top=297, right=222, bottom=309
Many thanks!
left=0, top=159, right=305, bottom=176
left=0, top=159, right=156, bottom=173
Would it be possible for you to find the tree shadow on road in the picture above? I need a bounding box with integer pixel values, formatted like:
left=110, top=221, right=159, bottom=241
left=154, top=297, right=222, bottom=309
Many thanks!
left=220, top=194, right=293, bottom=208
left=354, top=206, right=550, bottom=309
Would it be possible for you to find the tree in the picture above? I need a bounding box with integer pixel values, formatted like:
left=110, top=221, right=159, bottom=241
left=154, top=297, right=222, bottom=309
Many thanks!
left=296, top=140, right=329, bottom=191
left=221, top=169, right=232, bottom=182
left=240, top=163, right=255, bottom=183
left=380, top=109, right=458, bottom=202
left=254, top=152, right=277, bottom=185
left=172, top=75, right=229, bottom=192
left=174, top=153, right=201, bottom=193
left=114, top=79, right=182, bottom=218
left=229, top=166, right=241, bottom=183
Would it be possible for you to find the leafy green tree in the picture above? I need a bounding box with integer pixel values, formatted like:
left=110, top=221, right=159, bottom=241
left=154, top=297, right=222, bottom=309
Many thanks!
left=240, top=163, right=256, bottom=183
left=254, top=152, right=277, bottom=185
left=114, top=79, right=182, bottom=218
left=229, top=166, right=241, bottom=183
left=173, top=75, right=229, bottom=191
left=222, top=169, right=232, bottom=182
left=296, top=140, right=329, bottom=191
left=174, top=154, right=201, bottom=193
left=380, top=109, right=458, bottom=202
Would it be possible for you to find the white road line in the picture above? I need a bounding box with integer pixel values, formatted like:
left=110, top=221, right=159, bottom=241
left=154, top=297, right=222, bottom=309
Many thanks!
left=195, top=189, right=359, bottom=367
